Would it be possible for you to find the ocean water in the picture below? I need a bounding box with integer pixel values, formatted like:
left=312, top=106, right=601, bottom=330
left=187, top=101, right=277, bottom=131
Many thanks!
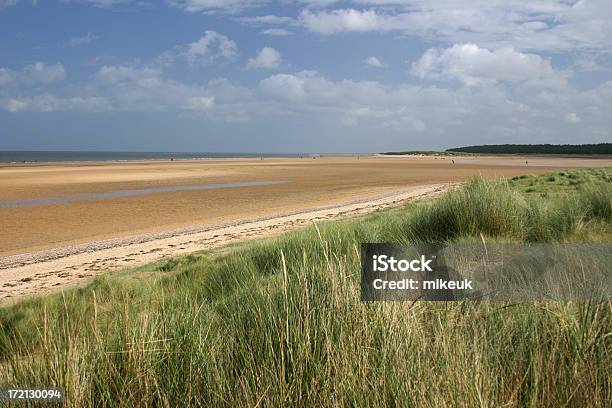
left=0, top=151, right=307, bottom=163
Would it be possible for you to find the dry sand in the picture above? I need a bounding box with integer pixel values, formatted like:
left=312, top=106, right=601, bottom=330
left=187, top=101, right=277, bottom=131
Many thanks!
left=1, top=155, right=610, bottom=303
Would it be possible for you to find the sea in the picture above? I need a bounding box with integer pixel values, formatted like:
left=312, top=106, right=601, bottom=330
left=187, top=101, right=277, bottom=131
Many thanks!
left=0, top=151, right=317, bottom=163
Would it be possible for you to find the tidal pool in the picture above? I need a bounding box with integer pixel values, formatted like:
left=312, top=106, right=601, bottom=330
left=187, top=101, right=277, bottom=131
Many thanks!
left=0, top=180, right=288, bottom=208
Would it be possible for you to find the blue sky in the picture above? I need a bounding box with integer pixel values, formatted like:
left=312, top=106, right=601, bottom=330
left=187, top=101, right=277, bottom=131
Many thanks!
left=1, top=0, right=611, bottom=152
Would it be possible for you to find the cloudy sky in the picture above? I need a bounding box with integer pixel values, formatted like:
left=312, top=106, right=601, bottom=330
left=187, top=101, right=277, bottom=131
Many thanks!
left=1, top=0, right=611, bottom=152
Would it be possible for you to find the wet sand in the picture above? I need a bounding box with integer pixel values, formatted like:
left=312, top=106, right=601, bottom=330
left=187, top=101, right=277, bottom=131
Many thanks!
left=0, top=155, right=610, bottom=303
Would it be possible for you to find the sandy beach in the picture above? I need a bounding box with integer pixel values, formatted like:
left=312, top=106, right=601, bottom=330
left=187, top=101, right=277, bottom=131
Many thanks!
left=1, top=155, right=610, bottom=303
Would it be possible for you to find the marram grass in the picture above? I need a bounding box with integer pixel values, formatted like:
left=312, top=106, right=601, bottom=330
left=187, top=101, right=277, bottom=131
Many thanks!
left=0, top=169, right=611, bottom=407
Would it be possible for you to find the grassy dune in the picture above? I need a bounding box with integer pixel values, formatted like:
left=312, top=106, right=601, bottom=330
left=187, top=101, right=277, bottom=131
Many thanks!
left=1, top=169, right=611, bottom=407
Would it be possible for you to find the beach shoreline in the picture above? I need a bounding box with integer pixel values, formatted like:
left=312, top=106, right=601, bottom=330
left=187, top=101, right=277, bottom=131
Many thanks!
left=0, top=183, right=450, bottom=304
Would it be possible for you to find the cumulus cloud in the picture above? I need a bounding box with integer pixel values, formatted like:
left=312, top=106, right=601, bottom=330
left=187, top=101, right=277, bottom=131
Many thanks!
left=301, top=9, right=389, bottom=34
left=365, top=56, right=385, bottom=68
left=255, top=69, right=612, bottom=142
left=71, top=64, right=245, bottom=121
left=24, top=62, right=66, bottom=84
left=411, top=44, right=561, bottom=86
left=182, top=31, right=238, bottom=64
left=246, top=47, right=282, bottom=69
left=2, top=67, right=612, bottom=144
left=91, top=65, right=212, bottom=111
left=2, top=0, right=612, bottom=148
left=157, top=31, right=238, bottom=67
left=0, top=62, right=66, bottom=86
left=259, top=72, right=310, bottom=100
left=259, top=71, right=420, bottom=120
left=24, top=62, right=67, bottom=84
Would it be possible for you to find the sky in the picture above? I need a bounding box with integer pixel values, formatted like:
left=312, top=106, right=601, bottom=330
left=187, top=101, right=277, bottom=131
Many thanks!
left=0, top=0, right=611, bottom=153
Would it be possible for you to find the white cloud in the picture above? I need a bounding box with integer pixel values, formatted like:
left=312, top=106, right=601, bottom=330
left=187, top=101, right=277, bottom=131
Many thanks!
left=411, top=44, right=561, bottom=86
left=295, top=1, right=612, bottom=52
left=0, top=62, right=66, bottom=86
left=91, top=65, right=201, bottom=111
left=168, top=0, right=264, bottom=14
left=75, top=64, right=243, bottom=121
left=259, top=71, right=411, bottom=117
left=1, top=95, right=109, bottom=112
left=181, top=31, right=238, bottom=65
left=365, top=56, right=385, bottom=68
left=186, top=95, right=215, bottom=110
left=94, top=65, right=161, bottom=84
left=247, top=47, right=282, bottom=69
left=7, top=0, right=611, bottom=56
left=240, top=14, right=299, bottom=35
left=24, top=62, right=66, bottom=84
left=64, top=32, right=98, bottom=47
left=259, top=72, right=309, bottom=100
left=3, top=98, right=27, bottom=112
left=255, top=69, right=612, bottom=143
left=301, top=9, right=388, bottom=34
left=66, top=0, right=136, bottom=8
left=241, top=14, right=297, bottom=26
left=261, top=28, right=292, bottom=36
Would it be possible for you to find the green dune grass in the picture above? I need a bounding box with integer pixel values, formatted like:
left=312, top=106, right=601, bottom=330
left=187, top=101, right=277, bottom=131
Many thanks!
left=1, top=168, right=611, bottom=407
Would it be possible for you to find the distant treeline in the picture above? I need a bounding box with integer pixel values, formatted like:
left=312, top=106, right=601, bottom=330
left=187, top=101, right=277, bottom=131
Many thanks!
left=446, top=143, right=612, bottom=155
